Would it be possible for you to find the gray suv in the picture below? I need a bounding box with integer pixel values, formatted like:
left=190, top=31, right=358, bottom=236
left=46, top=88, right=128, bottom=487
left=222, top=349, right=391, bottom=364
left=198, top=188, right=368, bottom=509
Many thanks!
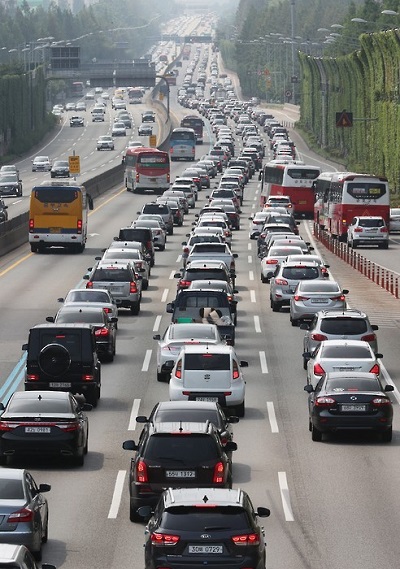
left=84, top=261, right=142, bottom=315
left=139, top=202, right=174, bottom=235
left=269, top=260, right=325, bottom=312
left=301, top=308, right=379, bottom=368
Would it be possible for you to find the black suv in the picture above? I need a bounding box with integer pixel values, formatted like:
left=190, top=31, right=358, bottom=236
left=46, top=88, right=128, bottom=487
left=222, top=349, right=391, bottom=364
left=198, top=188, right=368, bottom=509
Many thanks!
left=122, top=421, right=237, bottom=522
left=142, top=487, right=270, bottom=569
left=116, top=227, right=155, bottom=267
left=23, top=323, right=101, bottom=407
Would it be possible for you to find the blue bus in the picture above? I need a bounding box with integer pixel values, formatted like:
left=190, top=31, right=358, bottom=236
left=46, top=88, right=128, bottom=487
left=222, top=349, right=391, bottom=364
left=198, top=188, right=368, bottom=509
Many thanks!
left=169, top=127, right=196, bottom=161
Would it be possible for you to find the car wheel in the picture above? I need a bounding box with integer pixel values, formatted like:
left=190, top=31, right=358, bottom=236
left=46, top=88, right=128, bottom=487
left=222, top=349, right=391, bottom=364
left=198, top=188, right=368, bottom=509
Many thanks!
left=39, top=343, right=71, bottom=376
left=130, top=501, right=143, bottom=523
left=86, top=386, right=99, bottom=408
left=352, top=240, right=358, bottom=249
left=311, top=423, right=323, bottom=442
left=235, top=401, right=245, bottom=417
left=130, top=302, right=140, bottom=315
left=271, top=300, right=281, bottom=312
left=308, top=419, right=312, bottom=432
left=33, top=546, right=42, bottom=562
left=142, top=279, right=149, bottom=290
left=382, top=426, right=392, bottom=442
left=290, top=317, right=298, bottom=327
left=74, top=447, right=85, bottom=467
left=158, top=244, right=165, bottom=251
left=303, top=357, right=308, bottom=371
left=380, top=242, right=389, bottom=249
left=30, top=244, right=38, bottom=253
left=157, top=371, right=169, bottom=382
left=261, top=274, right=267, bottom=283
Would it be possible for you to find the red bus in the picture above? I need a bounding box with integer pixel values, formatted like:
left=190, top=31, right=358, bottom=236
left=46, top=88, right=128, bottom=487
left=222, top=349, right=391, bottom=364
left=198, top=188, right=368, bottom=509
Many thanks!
left=71, top=81, right=84, bottom=97
left=313, top=171, right=390, bottom=241
left=260, top=161, right=321, bottom=217
left=180, top=115, right=204, bottom=144
left=123, top=147, right=170, bottom=194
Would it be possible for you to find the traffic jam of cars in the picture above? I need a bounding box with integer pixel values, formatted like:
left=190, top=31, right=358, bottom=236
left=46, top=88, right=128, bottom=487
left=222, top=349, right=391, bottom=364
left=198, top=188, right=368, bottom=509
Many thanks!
left=0, top=31, right=397, bottom=569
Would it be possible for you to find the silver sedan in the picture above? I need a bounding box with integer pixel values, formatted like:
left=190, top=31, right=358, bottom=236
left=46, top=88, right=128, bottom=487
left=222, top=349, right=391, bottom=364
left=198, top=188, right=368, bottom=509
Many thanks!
left=290, top=279, right=348, bottom=325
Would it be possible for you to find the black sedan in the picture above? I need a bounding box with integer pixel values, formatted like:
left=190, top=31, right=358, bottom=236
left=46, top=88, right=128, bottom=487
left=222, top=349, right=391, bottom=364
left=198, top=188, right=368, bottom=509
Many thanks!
left=304, top=371, right=394, bottom=442
left=0, top=391, right=91, bottom=466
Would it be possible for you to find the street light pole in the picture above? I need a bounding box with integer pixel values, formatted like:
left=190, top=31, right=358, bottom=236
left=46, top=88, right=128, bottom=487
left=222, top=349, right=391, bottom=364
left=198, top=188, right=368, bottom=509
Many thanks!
left=290, top=0, right=296, bottom=103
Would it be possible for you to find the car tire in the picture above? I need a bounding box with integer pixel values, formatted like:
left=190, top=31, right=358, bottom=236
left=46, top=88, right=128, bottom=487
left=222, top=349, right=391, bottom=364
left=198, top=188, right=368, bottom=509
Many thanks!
left=271, top=300, right=281, bottom=312
left=33, top=546, right=42, bottom=562
left=130, top=302, right=140, bottom=316
left=157, top=371, right=169, bottom=383
left=382, top=427, right=392, bottom=442
left=158, top=244, right=165, bottom=251
left=86, top=386, right=99, bottom=408
left=30, top=244, right=38, bottom=253
left=352, top=240, right=358, bottom=249
left=236, top=401, right=245, bottom=417
left=308, top=419, right=312, bottom=432
left=261, top=274, right=267, bottom=283
left=290, top=317, right=299, bottom=327
left=380, top=242, right=389, bottom=249
left=142, top=279, right=149, bottom=290
left=74, top=447, right=85, bottom=467
left=130, top=501, right=143, bottom=523
left=311, top=423, right=323, bottom=442
left=303, top=357, right=308, bottom=371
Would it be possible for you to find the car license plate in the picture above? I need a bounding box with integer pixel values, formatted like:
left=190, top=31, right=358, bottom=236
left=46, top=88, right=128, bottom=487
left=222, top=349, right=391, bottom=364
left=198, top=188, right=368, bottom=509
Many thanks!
left=337, top=367, right=356, bottom=372
left=188, top=545, right=223, bottom=554
left=150, top=178, right=156, bottom=182
left=166, top=470, right=196, bottom=478
left=341, top=404, right=366, bottom=412
left=50, top=227, right=61, bottom=233
left=49, top=382, right=71, bottom=388
left=25, top=426, right=51, bottom=434
left=311, top=299, right=327, bottom=303
left=196, top=396, right=219, bottom=402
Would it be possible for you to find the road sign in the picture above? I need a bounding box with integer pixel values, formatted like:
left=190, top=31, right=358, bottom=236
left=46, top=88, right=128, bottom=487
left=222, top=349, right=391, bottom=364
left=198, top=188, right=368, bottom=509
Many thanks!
left=336, top=110, right=353, bottom=127
left=69, top=155, right=80, bottom=175
left=149, top=135, right=157, bottom=148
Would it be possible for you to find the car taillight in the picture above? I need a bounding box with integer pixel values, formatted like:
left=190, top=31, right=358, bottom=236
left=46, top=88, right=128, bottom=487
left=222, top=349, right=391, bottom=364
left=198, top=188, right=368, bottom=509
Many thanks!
left=175, top=361, right=182, bottom=379
left=330, top=295, right=346, bottom=301
left=77, top=219, right=82, bottom=234
left=315, top=396, right=336, bottom=407
left=267, top=259, right=279, bottom=264
left=313, top=363, right=325, bottom=375
left=183, top=247, right=189, bottom=254
left=130, top=281, right=137, bottom=293
left=136, top=459, right=148, bottom=483
left=95, top=327, right=109, bottom=337
left=310, top=333, right=327, bottom=342
left=354, top=227, right=363, bottom=232
left=294, top=295, right=309, bottom=301
left=151, top=532, right=180, bottom=546
left=103, top=307, right=111, bottom=313
left=0, top=421, right=15, bottom=432
left=8, top=508, right=34, bottom=523
left=179, top=280, right=191, bottom=288
left=27, top=374, right=39, bottom=381
left=371, top=397, right=391, bottom=405
left=361, top=333, right=376, bottom=342
left=369, top=363, right=380, bottom=374
left=136, top=172, right=140, bottom=181
left=232, top=533, right=260, bottom=546
left=86, top=281, right=93, bottom=288
left=212, top=461, right=225, bottom=483
left=275, top=278, right=288, bottom=285
left=167, top=173, right=170, bottom=182
left=29, top=219, right=34, bottom=232
left=230, top=261, right=235, bottom=271
left=232, top=361, right=240, bottom=380
left=56, top=422, right=80, bottom=432
left=82, top=374, right=94, bottom=381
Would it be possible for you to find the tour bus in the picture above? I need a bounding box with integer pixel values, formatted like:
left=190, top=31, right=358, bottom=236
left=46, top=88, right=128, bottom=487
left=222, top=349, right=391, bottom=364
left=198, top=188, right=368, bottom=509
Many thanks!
left=180, top=115, right=205, bottom=144
left=123, top=147, right=170, bottom=194
left=169, top=127, right=196, bottom=161
left=71, top=81, right=84, bottom=97
left=313, top=171, right=390, bottom=241
left=29, top=181, right=93, bottom=253
left=260, top=160, right=321, bottom=217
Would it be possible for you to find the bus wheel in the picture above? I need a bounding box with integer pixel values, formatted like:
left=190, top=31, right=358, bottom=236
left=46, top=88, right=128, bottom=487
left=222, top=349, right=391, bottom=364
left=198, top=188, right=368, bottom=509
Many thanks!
left=73, top=244, right=85, bottom=253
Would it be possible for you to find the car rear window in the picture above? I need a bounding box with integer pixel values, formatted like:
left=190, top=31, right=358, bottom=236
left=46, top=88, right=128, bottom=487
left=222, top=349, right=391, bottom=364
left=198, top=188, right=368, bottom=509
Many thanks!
left=92, top=268, right=131, bottom=282
left=320, top=345, right=371, bottom=358
left=299, top=282, right=340, bottom=292
left=161, top=507, right=249, bottom=530
left=68, top=291, right=110, bottom=302
left=119, top=228, right=149, bottom=241
left=184, top=353, right=230, bottom=370
left=180, top=293, right=229, bottom=308
left=7, top=398, right=71, bottom=414
left=156, top=408, right=220, bottom=426
left=282, top=267, right=320, bottom=280
left=326, top=378, right=381, bottom=392
left=320, top=317, right=368, bottom=335
left=192, top=244, right=226, bottom=253
left=146, top=434, right=219, bottom=461
left=170, top=326, right=216, bottom=340
left=56, top=311, right=105, bottom=325
left=0, top=479, right=24, bottom=500
left=358, top=218, right=385, bottom=228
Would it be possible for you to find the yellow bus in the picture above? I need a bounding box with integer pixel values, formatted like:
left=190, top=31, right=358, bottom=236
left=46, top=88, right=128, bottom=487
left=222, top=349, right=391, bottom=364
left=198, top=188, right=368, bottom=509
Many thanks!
left=29, top=181, right=93, bottom=253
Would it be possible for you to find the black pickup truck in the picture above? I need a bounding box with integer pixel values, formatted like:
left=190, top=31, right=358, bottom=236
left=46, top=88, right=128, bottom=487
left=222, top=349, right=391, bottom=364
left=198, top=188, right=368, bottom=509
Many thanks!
left=166, top=289, right=236, bottom=345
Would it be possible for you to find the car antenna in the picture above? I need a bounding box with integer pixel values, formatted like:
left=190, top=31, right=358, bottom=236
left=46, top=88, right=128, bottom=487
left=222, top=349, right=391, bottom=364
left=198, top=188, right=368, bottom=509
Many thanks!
left=37, top=394, right=42, bottom=401
left=202, top=495, right=209, bottom=503
left=179, top=421, right=183, bottom=433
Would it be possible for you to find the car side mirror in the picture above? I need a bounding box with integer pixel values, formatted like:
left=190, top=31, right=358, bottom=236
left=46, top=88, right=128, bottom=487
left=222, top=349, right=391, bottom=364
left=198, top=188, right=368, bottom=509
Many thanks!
left=153, top=334, right=161, bottom=340
left=240, top=360, right=248, bottom=368
left=224, top=441, right=237, bottom=452
left=82, top=274, right=89, bottom=280
left=256, top=507, right=270, bottom=517
left=136, top=505, right=153, bottom=520
left=181, top=241, right=187, bottom=246
left=136, top=415, right=149, bottom=423
left=46, top=316, right=55, bottom=323
left=233, top=253, right=238, bottom=258
left=304, top=384, right=314, bottom=393
left=22, top=343, right=28, bottom=351
left=95, top=256, right=101, bottom=261
left=375, top=353, right=383, bottom=359
left=166, top=303, right=174, bottom=313
left=122, top=440, right=138, bottom=451
left=57, top=297, right=65, bottom=303
left=173, top=272, right=181, bottom=278
left=342, top=289, right=349, bottom=295
left=163, top=360, right=175, bottom=370
left=384, top=385, right=394, bottom=392
left=302, top=351, right=311, bottom=360
left=37, top=484, right=51, bottom=493
left=372, top=325, right=379, bottom=331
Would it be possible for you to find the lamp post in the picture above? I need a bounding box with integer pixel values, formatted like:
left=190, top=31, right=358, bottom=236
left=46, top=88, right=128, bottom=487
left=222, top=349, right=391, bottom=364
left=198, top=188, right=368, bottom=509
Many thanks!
left=290, top=0, right=296, bottom=103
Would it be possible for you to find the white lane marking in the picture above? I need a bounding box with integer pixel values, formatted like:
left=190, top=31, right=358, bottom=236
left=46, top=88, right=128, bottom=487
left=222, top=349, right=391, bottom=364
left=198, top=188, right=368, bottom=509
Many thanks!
left=278, top=472, right=294, bottom=521
left=253, top=195, right=257, bottom=201
left=169, top=270, right=176, bottom=279
left=252, top=203, right=255, bottom=209
left=248, top=255, right=252, bottom=263
left=176, top=254, right=182, bottom=263
left=259, top=351, right=268, bottom=373
left=153, top=315, right=162, bottom=332
left=254, top=315, right=261, bottom=333
left=249, top=271, right=254, bottom=281
left=380, top=361, right=400, bottom=405
left=161, top=288, right=169, bottom=303
left=142, top=349, right=152, bottom=371
left=267, top=402, right=279, bottom=433
left=250, top=290, right=256, bottom=303
left=248, top=243, right=252, bottom=251
left=108, top=470, right=126, bottom=519
left=128, top=399, right=141, bottom=431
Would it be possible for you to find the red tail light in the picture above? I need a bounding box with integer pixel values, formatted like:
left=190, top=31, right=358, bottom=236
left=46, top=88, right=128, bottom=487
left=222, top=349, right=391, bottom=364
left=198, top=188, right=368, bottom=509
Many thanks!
left=361, top=333, right=376, bottom=343
left=167, top=173, right=170, bottom=182
left=230, top=261, right=235, bottom=271
left=56, top=422, right=80, bottom=432
left=29, top=219, right=34, bottom=232
left=232, top=361, right=240, bottom=380
left=136, top=172, right=140, bottom=181
left=371, top=397, right=391, bottom=405
left=179, top=280, right=191, bottom=288
left=27, top=374, right=39, bottom=381
left=183, top=247, right=189, bottom=254
left=151, top=532, right=180, bottom=546
left=232, top=533, right=260, bottom=546
left=275, top=278, right=288, bottom=285
left=369, top=363, right=380, bottom=374
left=266, top=259, right=279, bottom=264
left=330, top=295, right=345, bottom=301
left=82, top=374, right=94, bottom=381
left=130, top=281, right=137, bottom=293
left=294, top=295, right=309, bottom=301
left=8, top=508, right=34, bottom=523
left=103, top=307, right=111, bottom=314
left=310, top=333, right=327, bottom=342
left=313, top=363, right=325, bottom=375
left=86, top=281, right=93, bottom=289
left=95, top=327, right=109, bottom=337
left=380, top=227, right=388, bottom=233
left=315, top=396, right=335, bottom=407
left=212, top=461, right=225, bottom=483
left=175, top=360, right=182, bottom=379
left=77, top=219, right=82, bottom=234
left=0, top=421, right=14, bottom=432
left=136, top=459, right=148, bottom=483
left=354, top=227, right=363, bottom=233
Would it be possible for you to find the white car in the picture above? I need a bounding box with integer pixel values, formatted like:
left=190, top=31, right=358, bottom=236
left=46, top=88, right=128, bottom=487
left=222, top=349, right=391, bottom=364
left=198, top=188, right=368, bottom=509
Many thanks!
left=347, top=216, right=389, bottom=249
left=304, top=339, right=382, bottom=387
left=58, top=288, right=119, bottom=323
left=389, top=208, right=400, bottom=233
left=111, top=122, right=127, bottom=136
left=153, top=323, right=225, bottom=382
left=97, top=135, right=115, bottom=150
left=168, top=344, right=248, bottom=416
left=32, top=155, right=51, bottom=172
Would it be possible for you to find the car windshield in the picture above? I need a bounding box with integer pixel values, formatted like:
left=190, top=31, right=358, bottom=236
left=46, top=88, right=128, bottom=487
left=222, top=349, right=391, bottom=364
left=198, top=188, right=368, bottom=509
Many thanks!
left=326, top=378, right=381, bottom=392
left=156, top=408, right=221, bottom=426
left=358, top=218, right=384, bottom=227
left=56, top=311, right=104, bottom=325
left=6, top=397, right=71, bottom=414
left=320, top=318, right=368, bottom=335
left=281, top=267, right=319, bottom=280
left=92, top=268, right=130, bottom=282
left=299, top=282, right=340, bottom=292
left=161, top=507, right=249, bottom=530
left=0, top=479, right=24, bottom=499
left=169, top=326, right=217, bottom=340
left=184, top=353, right=230, bottom=370
left=145, top=434, right=218, bottom=461
left=320, top=345, right=371, bottom=358
left=68, top=291, right=109, bottom=302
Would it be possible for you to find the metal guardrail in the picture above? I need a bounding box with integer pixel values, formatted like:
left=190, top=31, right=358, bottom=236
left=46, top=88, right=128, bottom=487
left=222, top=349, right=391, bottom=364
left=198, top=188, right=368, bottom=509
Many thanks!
left=314, top=224, right=400, bottom=299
